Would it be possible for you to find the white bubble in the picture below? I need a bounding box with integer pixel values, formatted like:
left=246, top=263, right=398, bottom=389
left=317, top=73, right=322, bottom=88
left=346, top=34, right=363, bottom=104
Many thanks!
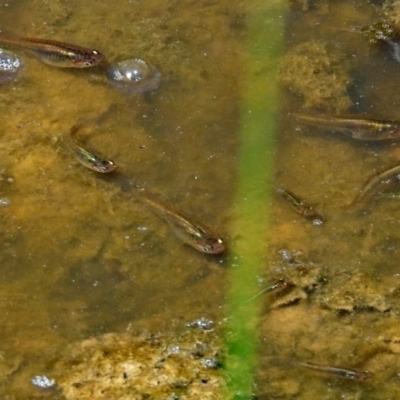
left=312, top=218, right=324, bottom=226
left=31, top=375, right=55, bottom=389
left=0, top=198, right=10, bottom=207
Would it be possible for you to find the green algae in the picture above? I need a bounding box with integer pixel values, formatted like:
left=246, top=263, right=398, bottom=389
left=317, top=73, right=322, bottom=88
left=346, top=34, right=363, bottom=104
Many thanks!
left=224, top=1, right=288, bottom=398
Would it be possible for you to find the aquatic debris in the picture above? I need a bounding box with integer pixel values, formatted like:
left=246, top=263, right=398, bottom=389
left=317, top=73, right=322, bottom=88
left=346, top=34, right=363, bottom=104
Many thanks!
left=360, top=19, right=394, bottom=44
left=107, top=57, right=161, bottom=94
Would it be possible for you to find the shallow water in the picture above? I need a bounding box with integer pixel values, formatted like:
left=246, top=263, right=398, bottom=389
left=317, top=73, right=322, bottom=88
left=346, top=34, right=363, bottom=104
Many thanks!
left=1, top=0, right=400, bottom=398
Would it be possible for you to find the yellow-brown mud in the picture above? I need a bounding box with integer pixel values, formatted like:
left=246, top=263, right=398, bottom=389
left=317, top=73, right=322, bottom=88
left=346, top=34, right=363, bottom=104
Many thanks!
left=1, top=0, right=400, bottom=399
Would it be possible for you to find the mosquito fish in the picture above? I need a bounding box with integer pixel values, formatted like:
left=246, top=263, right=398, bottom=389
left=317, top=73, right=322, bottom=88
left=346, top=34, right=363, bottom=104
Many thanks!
left=358, top=20, right=400, bottom=61
left=241, top=279, right=291, bottom=305
left=137, top=192, right=225, bottom=254
left=293, top=361, right=374, bottom=381
left=0, top=33, right=104, bottom=68
left=293, top=113, right=400, bottom=141
left=351, top=164, right=400, bottom=206
left=67, top=122, right=116, bottom=173
left=276, top=187, right=324, bottom=226
left=380, top=36, right=400, bottom=63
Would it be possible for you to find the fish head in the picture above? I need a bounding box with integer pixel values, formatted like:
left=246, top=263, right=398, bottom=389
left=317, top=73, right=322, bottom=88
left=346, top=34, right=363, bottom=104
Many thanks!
left=354, top=370, right=374, bottom=381
left=301, top=206, right=316, bottom=217
left=73, top=49, right=105, bottom=68
left=192, top=236, right=225, bottom=254
left=92, top=160, right=117, bottom=173
left=389, top=128, right=400, bottom=139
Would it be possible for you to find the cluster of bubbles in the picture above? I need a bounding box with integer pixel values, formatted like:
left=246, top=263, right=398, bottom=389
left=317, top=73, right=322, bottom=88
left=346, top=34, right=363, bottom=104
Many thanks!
left=31, top=375, right=56, bottom=389
left=0, top=48, right=161, bottom=94
left=0, top=48, right=21, bottom=82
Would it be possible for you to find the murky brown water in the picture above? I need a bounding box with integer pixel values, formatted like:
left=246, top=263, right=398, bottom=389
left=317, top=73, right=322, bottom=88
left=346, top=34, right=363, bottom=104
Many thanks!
left=1, top=0, right=400, bottom=398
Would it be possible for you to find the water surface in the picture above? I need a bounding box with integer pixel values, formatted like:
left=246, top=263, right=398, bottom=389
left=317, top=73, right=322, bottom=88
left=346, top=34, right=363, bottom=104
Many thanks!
left=0, top=0, right=400, bottom=398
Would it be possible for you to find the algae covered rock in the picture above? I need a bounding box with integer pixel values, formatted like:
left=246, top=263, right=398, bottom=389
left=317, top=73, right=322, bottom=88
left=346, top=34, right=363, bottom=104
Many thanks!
left=51, top=328, right=226, bottom=400
left=383, top=0, right=400, bottom=29
left=279, top=41, right=351, bottom=112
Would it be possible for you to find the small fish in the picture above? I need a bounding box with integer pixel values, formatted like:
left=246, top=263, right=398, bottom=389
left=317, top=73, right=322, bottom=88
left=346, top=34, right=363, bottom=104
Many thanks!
left=0, top=33, right=104, bottom=68
left=276, top=187, right=324, bottom=226
left=67, top=122, right=116, bottom=173
left=380, top=36, right=400, bottom=63
left=293, top=361, right=374, bottom=381
left=293, top=113, right=400, bottom=141
left=351, top=163, right=400, bottom=206
left=136, top=191, right=225, bottom=254
left=241, top=279, right=291, bottom=305
left=358, top=20, right=400, bottom=61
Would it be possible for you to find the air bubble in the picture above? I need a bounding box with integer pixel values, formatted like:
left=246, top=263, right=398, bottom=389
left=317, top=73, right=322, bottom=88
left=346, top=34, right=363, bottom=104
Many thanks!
left=0, top=198, right=10, bottom=207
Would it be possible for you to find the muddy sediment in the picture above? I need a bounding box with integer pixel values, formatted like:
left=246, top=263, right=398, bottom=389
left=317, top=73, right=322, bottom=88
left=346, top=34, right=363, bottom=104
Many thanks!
left=2, top=1, right=400, bottom=399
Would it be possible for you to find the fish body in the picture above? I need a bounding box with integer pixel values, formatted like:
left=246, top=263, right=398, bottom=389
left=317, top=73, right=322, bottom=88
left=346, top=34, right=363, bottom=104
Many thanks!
left=294, top=361, right=373, bottom=381
left=137, top=192, right=225, bottom=254
left=0, top=34, right=104, bottom=67
left=351, top=164, right=400, bottom=206
left=67, top=122, right=116, bottom=173
left=293, top=113, right=400, bottom=141
left=381, top=36, right=400, bottom=63
left=276, top=187, right=324, bottom=225
left=241, top=279, right=291, bottom=305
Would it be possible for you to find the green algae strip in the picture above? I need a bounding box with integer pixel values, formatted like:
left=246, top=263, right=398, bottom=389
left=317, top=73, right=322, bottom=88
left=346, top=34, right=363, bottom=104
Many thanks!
left=224, top=1, right=288, bottom=398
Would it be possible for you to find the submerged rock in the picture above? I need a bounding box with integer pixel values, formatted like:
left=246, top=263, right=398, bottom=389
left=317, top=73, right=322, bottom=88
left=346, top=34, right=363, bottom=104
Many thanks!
left=279, top=41, right=351, bottom=113
left=383, top=0, right=400, bottom=29
left=52, top=328, right=226, bottom=400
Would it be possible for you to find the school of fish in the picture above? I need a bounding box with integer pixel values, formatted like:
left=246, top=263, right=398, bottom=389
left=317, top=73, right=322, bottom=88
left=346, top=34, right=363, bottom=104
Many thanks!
left=3, top=24, right=386, bottom=390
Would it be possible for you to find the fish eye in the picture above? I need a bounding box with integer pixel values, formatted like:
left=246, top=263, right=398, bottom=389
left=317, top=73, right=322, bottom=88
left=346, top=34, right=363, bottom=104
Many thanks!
left=199, top=238, right=225, bottom=254
left=202, top=245, right=212, bottom=253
